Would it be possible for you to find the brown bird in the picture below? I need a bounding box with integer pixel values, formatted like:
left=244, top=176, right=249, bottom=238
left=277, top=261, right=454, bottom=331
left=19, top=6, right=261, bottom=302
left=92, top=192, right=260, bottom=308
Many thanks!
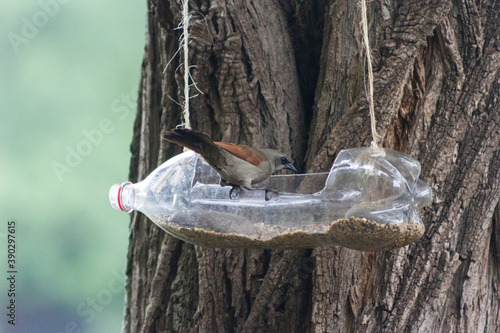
left=162, top=128, right=297, bottom=197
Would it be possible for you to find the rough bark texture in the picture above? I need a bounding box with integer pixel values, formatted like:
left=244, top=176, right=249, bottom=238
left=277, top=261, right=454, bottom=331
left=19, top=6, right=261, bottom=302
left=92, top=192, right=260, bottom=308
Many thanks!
left=123, top=0, right=500, bottom=332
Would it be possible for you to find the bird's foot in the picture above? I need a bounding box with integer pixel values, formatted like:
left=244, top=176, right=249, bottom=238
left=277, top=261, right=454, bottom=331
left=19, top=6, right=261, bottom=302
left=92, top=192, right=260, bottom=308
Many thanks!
left=263, top=189, right=279, bottom=201
left=265, top=189, right=279, bottom=201
left=229, top=186, right=241, bottom=200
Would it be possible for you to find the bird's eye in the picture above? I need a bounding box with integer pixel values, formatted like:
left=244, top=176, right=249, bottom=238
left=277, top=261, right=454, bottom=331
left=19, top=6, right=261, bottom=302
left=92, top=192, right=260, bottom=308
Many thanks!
left=281, top=157, right=288, bottom=164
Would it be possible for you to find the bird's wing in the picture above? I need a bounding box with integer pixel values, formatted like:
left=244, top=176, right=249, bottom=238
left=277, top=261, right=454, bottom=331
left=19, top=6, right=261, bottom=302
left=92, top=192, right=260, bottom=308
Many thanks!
left=214, top=142, right=265, bottom=167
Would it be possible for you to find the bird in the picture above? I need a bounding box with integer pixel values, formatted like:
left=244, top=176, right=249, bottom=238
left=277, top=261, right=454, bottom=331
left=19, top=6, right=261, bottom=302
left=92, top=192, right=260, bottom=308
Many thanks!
left=162, top=128, right=297, bottom=199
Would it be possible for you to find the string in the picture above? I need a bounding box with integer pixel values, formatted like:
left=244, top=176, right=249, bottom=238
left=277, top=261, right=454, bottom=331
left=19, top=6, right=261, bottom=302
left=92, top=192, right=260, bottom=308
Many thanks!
left=360, top=0, right=379, bottom=148
left=182, top=0, right=191, bottom=129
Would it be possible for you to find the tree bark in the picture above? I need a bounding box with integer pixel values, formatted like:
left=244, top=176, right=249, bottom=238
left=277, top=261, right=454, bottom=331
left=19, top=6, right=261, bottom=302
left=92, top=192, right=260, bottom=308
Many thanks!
left=123, top=0, right=500, bottom=332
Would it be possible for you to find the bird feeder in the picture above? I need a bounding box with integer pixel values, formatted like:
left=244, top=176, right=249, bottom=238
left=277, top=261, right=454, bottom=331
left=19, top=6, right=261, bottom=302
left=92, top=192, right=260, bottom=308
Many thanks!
left=110, top=147, right=432, bottom=251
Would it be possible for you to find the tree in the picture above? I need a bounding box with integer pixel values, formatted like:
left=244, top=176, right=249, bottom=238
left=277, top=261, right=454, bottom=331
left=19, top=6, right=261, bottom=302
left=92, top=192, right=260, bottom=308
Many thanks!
left=123, top=0, right=500, bottom=332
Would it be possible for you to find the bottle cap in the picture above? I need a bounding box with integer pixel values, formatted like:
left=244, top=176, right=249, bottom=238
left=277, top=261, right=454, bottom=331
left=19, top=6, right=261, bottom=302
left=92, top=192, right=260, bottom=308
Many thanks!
left=109, top=182, right=134, bottom=212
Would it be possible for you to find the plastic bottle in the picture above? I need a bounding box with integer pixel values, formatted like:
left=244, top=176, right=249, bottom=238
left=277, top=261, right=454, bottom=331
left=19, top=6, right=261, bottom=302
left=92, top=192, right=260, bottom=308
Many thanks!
left=109, top=147, right=433, bottom=250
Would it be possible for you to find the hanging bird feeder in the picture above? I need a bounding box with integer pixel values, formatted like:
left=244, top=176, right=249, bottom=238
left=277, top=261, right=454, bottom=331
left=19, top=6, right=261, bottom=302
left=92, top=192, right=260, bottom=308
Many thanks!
left=110, top=147, right=432, bottom=251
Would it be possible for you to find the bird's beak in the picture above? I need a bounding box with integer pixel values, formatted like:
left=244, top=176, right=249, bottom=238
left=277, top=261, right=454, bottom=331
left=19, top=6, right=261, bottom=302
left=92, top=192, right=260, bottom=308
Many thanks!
left=284, top=162, right=298, bottom=173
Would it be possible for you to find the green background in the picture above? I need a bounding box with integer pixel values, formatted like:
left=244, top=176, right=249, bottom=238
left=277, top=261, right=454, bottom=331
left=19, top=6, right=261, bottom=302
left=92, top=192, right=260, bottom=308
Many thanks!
left=1, top=0, right=146, bottom=331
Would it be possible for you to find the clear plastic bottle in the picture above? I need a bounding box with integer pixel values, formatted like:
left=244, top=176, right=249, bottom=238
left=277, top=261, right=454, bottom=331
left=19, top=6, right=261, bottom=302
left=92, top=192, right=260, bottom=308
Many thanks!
left=109, top=147, right=433, bottom=250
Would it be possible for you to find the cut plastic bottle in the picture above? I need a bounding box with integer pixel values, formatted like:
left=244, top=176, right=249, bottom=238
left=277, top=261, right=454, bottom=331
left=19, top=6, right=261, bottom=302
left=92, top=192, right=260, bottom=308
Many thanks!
left=109, top=147, right=432, bottom=251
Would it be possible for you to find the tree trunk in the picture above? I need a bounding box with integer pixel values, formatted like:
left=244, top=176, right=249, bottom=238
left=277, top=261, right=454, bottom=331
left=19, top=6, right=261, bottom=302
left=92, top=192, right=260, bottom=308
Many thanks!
left=123, top=0, right=500, bottom=332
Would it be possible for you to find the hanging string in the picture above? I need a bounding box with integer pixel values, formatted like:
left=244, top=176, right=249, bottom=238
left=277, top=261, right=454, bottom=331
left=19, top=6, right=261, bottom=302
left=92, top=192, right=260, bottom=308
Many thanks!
left=182, top=0, right=191, bottom=129
left=360, top=0, right=380, bottom=148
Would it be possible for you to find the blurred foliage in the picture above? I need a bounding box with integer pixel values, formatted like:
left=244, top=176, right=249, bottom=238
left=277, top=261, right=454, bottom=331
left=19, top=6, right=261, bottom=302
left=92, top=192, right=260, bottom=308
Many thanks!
left=0, top=0, right=146, bottom=331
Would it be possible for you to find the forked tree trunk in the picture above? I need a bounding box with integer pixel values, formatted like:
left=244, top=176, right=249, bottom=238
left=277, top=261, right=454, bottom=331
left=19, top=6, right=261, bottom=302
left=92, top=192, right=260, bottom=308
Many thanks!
left=123, top=1, right=500, bottom=332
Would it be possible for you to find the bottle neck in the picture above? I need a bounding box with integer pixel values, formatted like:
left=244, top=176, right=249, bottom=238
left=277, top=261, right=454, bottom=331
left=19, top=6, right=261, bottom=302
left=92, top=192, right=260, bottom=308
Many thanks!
left=109, top=182, right=136, bottom=212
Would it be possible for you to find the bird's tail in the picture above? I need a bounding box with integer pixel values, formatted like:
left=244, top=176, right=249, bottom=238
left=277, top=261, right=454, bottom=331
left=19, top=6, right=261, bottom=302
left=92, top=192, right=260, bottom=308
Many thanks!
left=162, top=128, right=218, bottom=154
